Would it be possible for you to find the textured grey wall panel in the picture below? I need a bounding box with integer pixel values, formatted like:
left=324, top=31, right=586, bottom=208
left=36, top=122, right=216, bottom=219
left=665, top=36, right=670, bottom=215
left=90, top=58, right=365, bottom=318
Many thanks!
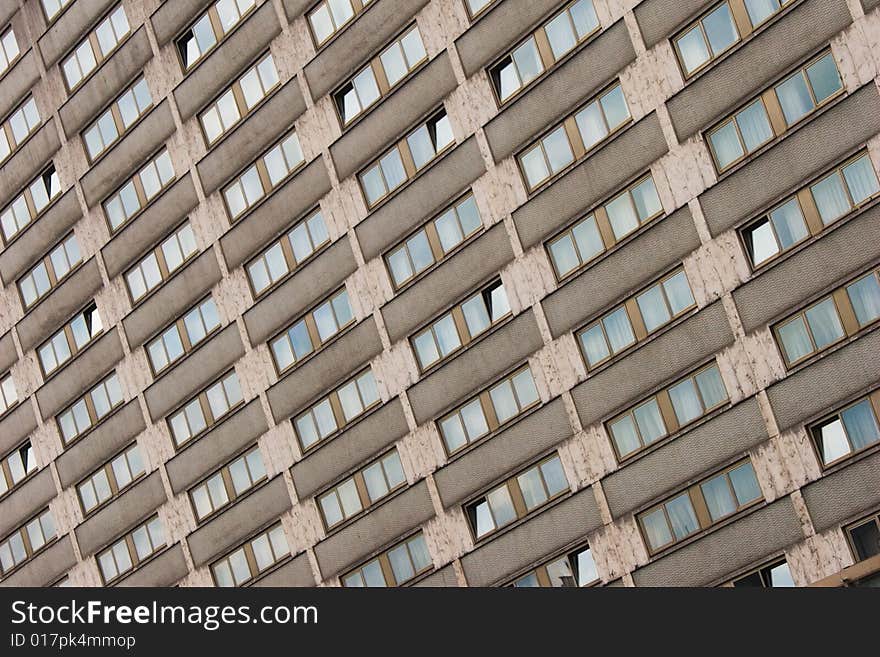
left=166, top=398, right=269, bottom=494
left=266, top=320, right=383, bottom=423
left=291, top=399, right=409, bottom=500
left=356, top=137, right=485, bottom=260
left=803, top=450, right=880, bottom=533
left=512, top=114, right=668, bottom=249
left=460, top=488, right=602, bottom=586
left=331, top=54, right=457, bottom=181
left=252, top=552, right=315, bottom=587
left=80, top=101, right=176, bottom=208
left=632, top=497, right=802, bottom=586
left=58, top=28, right=152, bottom=138
left=603, top=398, right=768, bottom=518
left=122, top=249, right=222, bottom=349
left=863, top=0, right=880, bottom=11
left=572, top=302, right=734, bottom=427
left=75, top=471, right=167, bottom=557
left=220, top=157, right=331, bottom=269
left=314, top=481, right=434, bottom=578
left=701, top=85, right=880, bottom=236
left=413, top=563, right=458, bottom=587
left=0, top=468, right=56, bottom=539
left=0, top=121, right=60, bottom=210
left=188, top=476, right=292, bottom=566
left=0, top=537, right=76, bottom=587
left=143, top=324, right=245, bottom=422
left=633, top=0, right=710, bottom=48
left=0, top=403, right=37, bottom=456
left=55, top=400, right=146, bottom=488
left=303, top=0, right=430, bottom=101
left=117, top=544, right=189, bottom=587
left=667, top=0, right=850, bottom=140
left=455, top=0, right=559, bottom=77
left=434, top=399, right=572, bottom=509
left=484, top=20, right=636, bottom=162
left=766, top=330, right=880, bottom=432
left=382, top=223, right=515, bottom=343
left=734, top=207, right=880, bottom=333
left=0, top=331, right=15, bottom=373
left=408, top=310, right=543, bottom=424
left=173, top=2, right=282, bottom=121
left=243, top=238, right=357, bottom=345
left=543, top=206, right=699, bottom=338
left=101, top=174, right=199, bottom=280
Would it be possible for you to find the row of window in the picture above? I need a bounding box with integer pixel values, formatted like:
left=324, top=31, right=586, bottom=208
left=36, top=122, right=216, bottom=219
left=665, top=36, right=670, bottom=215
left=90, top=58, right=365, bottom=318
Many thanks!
left=577, top=267, right=696, bottom=371
left=774, top=266, right=880, bottom=368
left=0, top=25, right=19, bottom=77
left=37, top=303, right=103, bottom=378
left=176, top=0, right=256, bottom=71
left=333, top=24, right=426, bottom=126
left=411, top=279, right=510, bottom=372
left=490, top=0, right=599, bottom=104
left=1, top=165, right=62, bottom=245
left=0, top=441, right=36, bottom=498
left=190, top=446, right=266, bottom=522
left=62, top=4, right=130, bottom=92
left=0, top=371, right=18, bottom=417
left=18, top=233, right=81, bottom=310
left=294, top=368, right=379, bottom=452
left=308, top=0, right=373, bottom=48
left=811, top=388, right=880, bottom=468
left=83, top=76, right=152, bottom=163
left=146, top=297, right=221, bottom=376
left=674, top=0, right=796, bottom=79
left=0, top=509, right=56, bottom=577
left=126, top=220, right=198, bottom=304
left=0, top=96, right=40, bottom=165
left=97, top=515, right=164, bottom=585
left=104, top=148, right=175, bottom=233
left=342, top=532, right=432, bottom=587
left=58, top=371, right=124, bottom=446
left=741, top=151, right=880, bottom=268
left=518, top=82, right=630, bottom=192
left=707, top=50, right=842, bottom=173
left=169, top=370, right=243, bottom=449
left=77, top=443, right=146, bottom=516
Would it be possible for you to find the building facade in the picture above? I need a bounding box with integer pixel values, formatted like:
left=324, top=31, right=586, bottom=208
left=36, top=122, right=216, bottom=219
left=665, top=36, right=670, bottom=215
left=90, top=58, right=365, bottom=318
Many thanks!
left=1, top=0, right=879, bottom=588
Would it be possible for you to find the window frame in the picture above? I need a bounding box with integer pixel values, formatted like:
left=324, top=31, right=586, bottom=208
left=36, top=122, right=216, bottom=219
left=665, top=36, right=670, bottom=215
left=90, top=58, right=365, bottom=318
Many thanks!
left=56, top=371, right=125, bottom=447
left=75, top=442, right=147, bottom=518
left=1, top=164, right=63, bottom=247
left=0, top=25, right=21, bottom=79
left=508, top=542, right=600, bottom=588
left=36, top=301, right=104, bottom=379
left=16, top=231, right=82, bottom=311
left=96, top=514, right=165, bottom=585
left=0, top=440, right=38, bottom=500
left=187, top=444, right=268, bottom=524
left=808, top=387, right=880, bottom=470
left=102, top=148, right=176, bottom=235
left=123, top=220, right=199, bottom=307
left=209, top=521, right=290, bottom=587
left=0, top=508, right=58, bottom=578
left=167, top=369, right=244, bottom=450
left=846, top=511, right=880, bottom=564
left=145, top=295, right=222, bottom=377
left=0, top=371, right=19, bottom=420
left=81, top=75, right=153, bottom=164
left=0, top=95, right=41, bottom=167
left=306, top=0, right=373, bottom=51
left=726, top=556, right=794, bottom=587
left=340, top=530, right=433, bottom=587
left=40, top=0, right=76, bottom=25
left=173, top=0, right=258, bottom=73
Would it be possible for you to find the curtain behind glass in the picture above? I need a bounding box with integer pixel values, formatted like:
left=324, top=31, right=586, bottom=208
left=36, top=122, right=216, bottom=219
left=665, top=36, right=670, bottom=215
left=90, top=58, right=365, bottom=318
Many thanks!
left=842, top=401, right=880, bottom=450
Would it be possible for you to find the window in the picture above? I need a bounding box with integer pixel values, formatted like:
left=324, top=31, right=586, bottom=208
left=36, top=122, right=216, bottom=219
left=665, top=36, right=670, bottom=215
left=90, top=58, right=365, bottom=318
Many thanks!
left=0, top=96, right=40, bottom=165
left=222, top=131, right=304, bottom=220
left=57, top=372, right=124, bottom=445
left=0, top=26, right=20, bottom=77
left=810, top=389, right=880, bottom=468
left=359, top=110, right=454, bottom=208
left=334, top=25, right=426, bottom=125
left=76, top=444, right=146, bottom=515
left=212, top=522, right=289, bottom=586
left=308, top=0, right=373, bottom=47
left=41, top=0, right=74, bottom=21
left=246, top=210, right=329, bottom=297
left=199, top=53, right=279, bottom=145
left=97, top=516, right=165, bottom=584
left=175, top=0, right=257, bottom=70
left=18, top=233, right=82, bottom=309
left=438, top=365, right=539, bottom=455
left=190, top=446, right=266, bottom=522
left=293, top=368, right=379, bottom=452
left=342, top=532, right=432, bottom=587
left=729, top=558, right=795, bottom=586
left=707, top=50, right=842, bottom=172
left=511, top=544, right=599, bottom=587
left=412, top=280, right=510, bottom=371
left=103, top=149, right=175, bottom=232
left=518, top=82, right=630, bottom=192
left=848, top=513, right=880, bottom=562
left=741, top=152, right=880, bottom=268
left=547, top=174, right=663, bottom=280
left=146, top=297, right=221, bottom=375
left=0, top=442, right=37, bottom=498
left=490, top=0, right=599, bottom=103
left=83, top=77, right=152, bottom=162
left=577, top=268, right=695, bottom=370
left=774, top=267, right=880, bottom=368
left=466, top=454, right=569, bottom=541
left=464, top=0, right=495, bottom=19
left=125, top=221, right=198, bottom=303
left=0, top=509, right=56, bottom=577
left=638, top=459, right=763, bottom=554
left=385, top=193, right=482, bottom=289
left=0, top=371, right=18, bottom=417
left=1, top=164, right=62, bottom=245
left=318, top=450, right=407, bottom=531
left=607, top=362, right=728, bottom=461
left=269, top=288, right=354, bottom=374
left=37, top=303, right=103, bottom=377
left=61, top=4, right=130, bottom=90
left=168, top=371, right=243, bottom=448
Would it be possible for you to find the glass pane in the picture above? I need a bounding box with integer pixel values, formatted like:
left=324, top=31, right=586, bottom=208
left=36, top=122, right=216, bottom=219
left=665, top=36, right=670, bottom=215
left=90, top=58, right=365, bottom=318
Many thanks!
left=703, top=4, right=738, bottom=56
left=805, top=54, right=842, bottom=104
left=842, top=156, right=880, bottom=205
left=512, top=39, right=543, bottom=86
left=736, top=100, right=773, bottom=152
left=251, top=535, right=273, bottom=571
left=288, top=320, right=313, bottom=359
left=841, top=400, right=880, bottom=451
left=380, top=43, right=408, bottom=87
left=575, top=547, right=599, bottom=586
left=709, top=120, right=743, bottom=169
left=669, top=378, right=704, bottom=425
left=695, top=366, right=727, bottom=409
left=810, top=173, right=851, bottom=224
left=666, top=493, right=700, bottom=540
left=804, top=298, right=844, bottom=349
left=633, top=399, right=667, bottom=444
left=435, top=209, right=463, bottom=253
left=440, top=415, right=467, bottom=452
left=637, top=284, right=671, bottom=332
left=408, top=534, right=432, bottom=572
left=542, top=127, right=574, bottom=174
left=400, top=28, right=426, bottom=67
left=461, top=295, right=490, bottom=337
left=517, top=467, right=548, bottom=510
left=337, top=381, right=363, bottom=421
left=729, top=463, right=762, bottom=504
left=388, top=544, right=415, bottom=584
left=846, top=274, right=880, bottom=326
left=609, top=415, right=641, bottom=457
left=540, top=457, right=568, bottom=496
left=602, top=307, right=635, bottom=353
left=571, top=0, right=600, bottom=38
left=432, top=314, right=461, bottom=357
left=521, top=145, right=549, bottom=188
left=815, top=418, right=851, bottom=464
left=545, top=12, right=576, bottom=61
left=572, top=215, right=604, bottom=262
left=460, top=399, right=489, bottom=440
left=768, top=562, right=795, bottom=587
left=851, top=521, right=880, bottom=560
left=474, top=501, right=494, bottom=537
left=512, top=369, right=539, bottom=407
left=487, top=486, right=517, bottom=528
left=579, top=324, right=610, bottom=365
left=379, top=150, right=406, bottom=190
left=744, top=0, right=781, bottom=26
left=778, top=316, right=812, bottom=363
left=407, top=125, right=435, bottom=170
left=676, top=26, right=709, bottom=75
left=775, top=72, right=814, bottom=126
left=701, top=474, right=737, bottom=521
left=769, top=198, right=808, bottom=249
left=600, top=85, right=629, bottom=130
left=631, top=177, right=663, bottom=221
left=497, top=60, right=520, bottom=100
left=641, top=507, right=673, bottom=550
left=550, top=235, right=579, bottom=277
left=413, top=331, right=439, bottom=369
left=489, top=380, right=518, bottom=424
left=575, top=101, right=607, bottom=149
left=606, top=192, right=639, bottom=239
left=663, top=271, right=695, bottom=315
